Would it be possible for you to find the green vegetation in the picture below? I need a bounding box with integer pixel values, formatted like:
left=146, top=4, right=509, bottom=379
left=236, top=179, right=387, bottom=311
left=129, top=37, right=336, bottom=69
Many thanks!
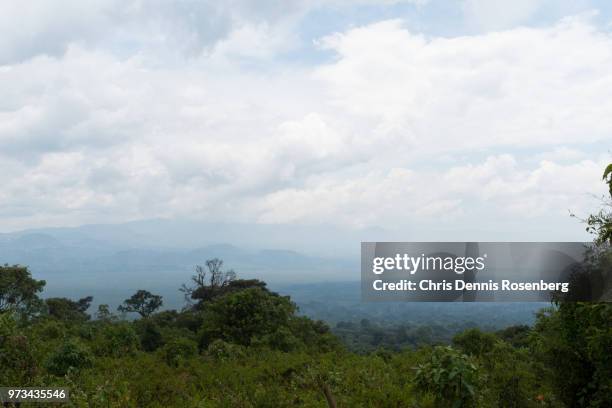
left=118, top=290, right=163, bottom=318
left=333, top=318, right=482, bottom=352
left=1, top=164, right=611, bottom=407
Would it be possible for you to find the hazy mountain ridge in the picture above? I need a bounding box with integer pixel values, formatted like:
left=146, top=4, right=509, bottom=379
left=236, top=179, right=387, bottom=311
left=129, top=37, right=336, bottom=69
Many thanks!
left=3, top=218, right=392, bottom=257
left=1, top=220, right=541, bottom=329
left=0, top=223, right=359, bottom=312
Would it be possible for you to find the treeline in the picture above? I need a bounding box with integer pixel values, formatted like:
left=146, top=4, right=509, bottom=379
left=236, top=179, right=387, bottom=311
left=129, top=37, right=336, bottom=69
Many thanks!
left=333, top=319, right=530, bottom=353
left=1, top=257, right=610, bottom=407
left=1, top=258, right=345, bottom=406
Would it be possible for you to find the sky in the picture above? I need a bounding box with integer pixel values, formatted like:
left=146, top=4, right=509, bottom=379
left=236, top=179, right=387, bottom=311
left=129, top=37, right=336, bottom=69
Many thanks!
left=0, top=0, right=611, bottom=241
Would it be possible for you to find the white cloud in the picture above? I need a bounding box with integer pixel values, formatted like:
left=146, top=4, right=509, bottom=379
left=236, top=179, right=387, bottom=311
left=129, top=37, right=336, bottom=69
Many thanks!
left=208, top=22, right=297, bottom=60
left=0, top=0, right=114, bottom=64
left=314, top=16, right=612, bottom=158
left=0, top=4, right=610, bottom=237
left=257, top=155, right=607, bottom=227
left=535, top=146, right=589, bottom=162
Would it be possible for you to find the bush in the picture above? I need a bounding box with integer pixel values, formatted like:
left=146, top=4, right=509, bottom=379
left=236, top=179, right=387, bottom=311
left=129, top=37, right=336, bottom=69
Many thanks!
left=452, top=328, right=497, bottom=357
left=159, top=337, right=198, bottom=367
left=482, top=342, right=541, bottom=407
left=206, top=339, right=246, bottom=361
left=94, top=322, right=140, bottom=357
left=35, top=319, right=66, bottom=340
left=137, top=319, right=164, bottom=352
left=45, top=339, right=93, bottom=376
left=533, top=302, right=612, bottom=407
left=1, top=313, right=39, bottom=384
left=496, top=325, right=531, bottom=348
left=413, top=346, right=481, bottom=407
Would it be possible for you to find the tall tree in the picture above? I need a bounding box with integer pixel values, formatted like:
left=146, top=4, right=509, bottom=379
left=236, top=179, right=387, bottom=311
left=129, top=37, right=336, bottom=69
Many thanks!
left=198, top=287, right=296, bottom=348
left=0, top=264, right=45, bottom=317
left=533, top=163, right=612, bottom=407
left=181, top=258, right=269, bottom=309
left=45, top=296, right=93, bottom=321
left=180, top=258, right=235, bottom=307
left=118, top=290, right=163, bottom=318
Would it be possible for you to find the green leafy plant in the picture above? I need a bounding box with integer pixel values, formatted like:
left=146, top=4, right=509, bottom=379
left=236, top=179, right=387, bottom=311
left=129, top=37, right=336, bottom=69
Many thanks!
left=413, top=346, right=481, bottom=407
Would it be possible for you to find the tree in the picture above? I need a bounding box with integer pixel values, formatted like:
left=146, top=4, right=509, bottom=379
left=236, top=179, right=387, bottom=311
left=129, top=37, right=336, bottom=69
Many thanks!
left=198, top=287, right=296, bottom=348
left=118, top=290, right=163, bottom=318
left=533, top=302, right=612, bottom=407
left=532, top=163, right=612, bottom=407
left=45, top=296, right=93, bottom=321
left=0, top=264, right=45, bottom=317
left=495, top=324, right=531, bottom=348
left=45, top=339, right=93, bottom=376
left=95, top=304, right=116, bottom=321
left=0, top=312, right=38, bottom=384
left=181, top=258, right=272, bottom=310
left=452, top=328, right=497, bottom=357
left=583, top=163, right=612, bottom=245
left=180, top=258, right=236, bottom=308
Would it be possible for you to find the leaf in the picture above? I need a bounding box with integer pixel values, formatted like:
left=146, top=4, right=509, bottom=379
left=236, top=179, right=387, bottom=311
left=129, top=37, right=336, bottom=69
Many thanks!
left=603, top=163, right=612, bottom=197
left=465, top=382, right=474, bottom=396
left=602, top=163, right=612, bottom=180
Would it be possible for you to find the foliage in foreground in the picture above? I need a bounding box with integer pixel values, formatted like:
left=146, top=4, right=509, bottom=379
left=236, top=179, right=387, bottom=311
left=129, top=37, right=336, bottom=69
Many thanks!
left=2, top=270, right=609, bottom=407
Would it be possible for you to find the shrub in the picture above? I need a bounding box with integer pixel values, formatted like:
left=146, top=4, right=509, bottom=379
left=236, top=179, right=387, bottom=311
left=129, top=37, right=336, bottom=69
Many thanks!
left=206, top=339, right=246, bottom=361
left=452, top=328, right=497, bottom=357
left=1, top=313, right=39, bottom=383
left=413, top=346, right=481, bottom=407
left=159, top=337, right=198, bottom=367
left=45, top=339, right=93, bottom=376
left=137, top=319, right=164, bottom=352
left=35, top=319, right=66, bottom=340
left=94, top=322, right=140, bottom=357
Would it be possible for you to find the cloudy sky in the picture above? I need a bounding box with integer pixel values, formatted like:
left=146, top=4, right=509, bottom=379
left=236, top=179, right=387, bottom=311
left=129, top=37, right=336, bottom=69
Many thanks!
left=1, top=0, right=611, bottom=241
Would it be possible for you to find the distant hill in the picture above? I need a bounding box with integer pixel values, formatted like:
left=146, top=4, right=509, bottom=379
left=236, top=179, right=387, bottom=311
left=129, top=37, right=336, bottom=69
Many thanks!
left=0, top=224, right=358, bottom=311
left=0, top=219, right=542, bottom=329
left=2, top=218, right=394, bottom=257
